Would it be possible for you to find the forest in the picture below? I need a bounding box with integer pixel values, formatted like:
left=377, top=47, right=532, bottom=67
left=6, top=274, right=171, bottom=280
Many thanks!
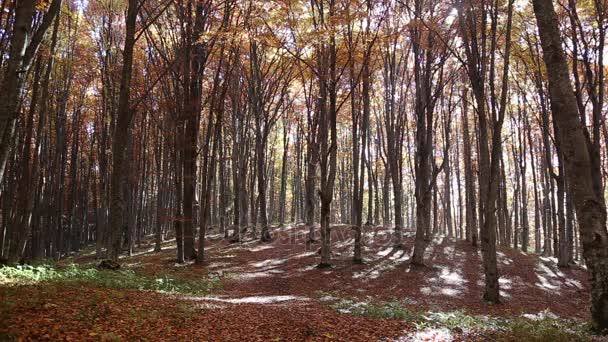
left=1, top=0, right=608, bottom=340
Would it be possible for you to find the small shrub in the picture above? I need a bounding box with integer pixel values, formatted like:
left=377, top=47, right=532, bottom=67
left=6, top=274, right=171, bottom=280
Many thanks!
left=424, top=310, right=502, bottom=333
left=0, top=264, right=62, bottom=284
left=495, top=316, right=593, bottom=342
left=329, top=298, right=424, bottom=323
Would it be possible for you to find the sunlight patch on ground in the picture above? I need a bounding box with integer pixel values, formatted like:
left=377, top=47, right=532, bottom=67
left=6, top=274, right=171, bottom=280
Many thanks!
left=205, top=233, right=224, bottom=239
left=522, top=310, right=559, bottom=321
left=376, top=247, right=394, bottom=257
left=318, top=294, right=338, bottom=302
left=433, top=236, right=446, bottom=244
left=565, top=279, right=583, bottom=289
left=442, top=245, right=455, bottom=259
left=499, top=277, right=513, bottom=298
left=440, top=270, right=464, bottom=285
left=497, top=252, right=513, bottom=266
left=198, top=295, right=308, bottom=304
left=232, top=270, right=284, bottom=280
left=334, top=300, right=368, bottom=314
left=173, top=260, right=196, bottom=267
left=218, top=247, right=239, bottom=254
left=194, top=302, right=226, bottom=309
left=334, top=238, right=355, bottom=250
left=122, top=262, right=149, bottom=268
left=219, top=239, right=259, bottom=249
left=215, top=254, right=237, bottom=258
left=119, top=247, right=157, bottom=259
left=539, top=256, right=558, bottom=264
left=534, top=261, right=565, bottom=293
left=250, top=258, right=288, bottom=268
left=439, top=288, right=460, bottom=296
left=288, top=251, right=316, bottom=259
left=420, top=286, right=461, bottom=298
left=208, top=262, right=233, bottom=269
left=353, top=249, right=409, bottom=280
left=396, top=327, right=453, bottom=342
left=424, top=245, right=436, bottom=260
left=422, top=266, right=467, bottom=298
left=364, top=230, right=391, bottom=240
left=248, top=245, right=275, bottom=252
left=499, top=277, right=512, bottom=288
left=535, top=273, right=560, bottom=291
left=536, top=261, right=565, bottom=278
left=296, top=264, right=317, bottom=273
left=389, top=250, right=409, bottom=261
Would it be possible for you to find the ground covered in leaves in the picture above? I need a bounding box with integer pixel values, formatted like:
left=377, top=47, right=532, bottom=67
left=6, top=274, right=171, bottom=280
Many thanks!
left=1, top=225, right=605, bottom=341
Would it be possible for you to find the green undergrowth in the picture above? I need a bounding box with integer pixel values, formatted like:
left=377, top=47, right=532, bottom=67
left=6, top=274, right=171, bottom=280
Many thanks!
left=323, top=295, right=599, bottom=341
left=0, top=264, right=219, bottom=295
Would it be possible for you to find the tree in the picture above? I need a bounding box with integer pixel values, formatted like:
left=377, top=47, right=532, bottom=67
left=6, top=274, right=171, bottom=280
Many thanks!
left=380, top=7, right=408, bottom=249
left=107, top=0, right=139, bottom=261
left=408, top=0, right=450, bottom=266
left=455, top=0, right=514, bottom=303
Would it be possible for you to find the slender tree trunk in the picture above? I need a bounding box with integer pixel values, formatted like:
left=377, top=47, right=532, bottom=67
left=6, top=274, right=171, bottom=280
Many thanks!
left=462, top=88, right=477, bottom=246
left=174, top=124, right=185, bottom=264
left=278, top=121, right=289, bottom=226
left=107, top=0, right=138, bottom=262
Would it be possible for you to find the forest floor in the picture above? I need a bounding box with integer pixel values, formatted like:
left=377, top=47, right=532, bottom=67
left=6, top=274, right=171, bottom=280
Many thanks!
left=1, top=224, right=605, bottom=341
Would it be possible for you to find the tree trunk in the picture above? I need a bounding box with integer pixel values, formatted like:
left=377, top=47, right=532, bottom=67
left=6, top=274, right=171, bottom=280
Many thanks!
left=462, top=87, right=477, bottom=246
left=107, top=0, right=138, bottom=262
left=278, top=121, right=289, bottom=226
